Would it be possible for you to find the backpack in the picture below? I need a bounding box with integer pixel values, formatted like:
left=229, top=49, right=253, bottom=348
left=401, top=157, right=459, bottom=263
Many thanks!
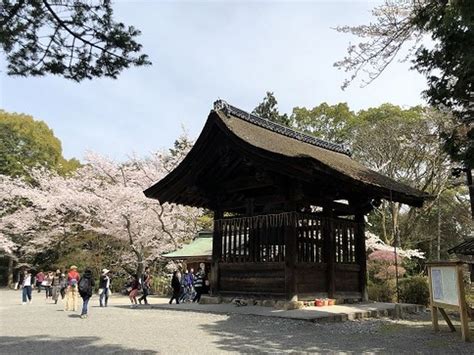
left=70, top=278, right=78, bottom=288
left=78, top=277, right=91, bottom=294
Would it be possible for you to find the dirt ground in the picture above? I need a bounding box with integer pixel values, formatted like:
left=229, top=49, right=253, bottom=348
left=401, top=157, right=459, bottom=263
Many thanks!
left=0, top=289, right=472, bottom=354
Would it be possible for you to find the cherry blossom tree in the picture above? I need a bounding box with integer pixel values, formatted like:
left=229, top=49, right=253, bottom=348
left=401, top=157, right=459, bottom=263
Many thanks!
left=0, top=168, right=94, bottom=272
left=0, top=134, right=203, bottom=279
left=76, top=145, right=201, bottom=277
left=366, top=231, right=425, bottom=260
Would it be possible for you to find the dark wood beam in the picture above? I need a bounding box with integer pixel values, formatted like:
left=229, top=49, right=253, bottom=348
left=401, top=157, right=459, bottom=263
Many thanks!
left=355, top=212, right=368, bottom=301
left=323, top=207, right=336, bottom=299
left=211, top=209, right=223, bottom=296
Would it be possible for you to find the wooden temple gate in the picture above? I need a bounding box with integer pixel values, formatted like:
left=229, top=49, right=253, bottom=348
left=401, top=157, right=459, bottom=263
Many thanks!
left=145, top=100, right=427, bottom=301
left=212, top=212, right=365, bottom=300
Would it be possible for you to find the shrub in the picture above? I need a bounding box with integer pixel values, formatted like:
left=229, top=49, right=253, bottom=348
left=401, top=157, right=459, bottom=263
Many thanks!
left=398, top=276, right=429, bottom=305
left=151, top=274, right=171, bottom=296
left=368, top=280, right=396, bottom=302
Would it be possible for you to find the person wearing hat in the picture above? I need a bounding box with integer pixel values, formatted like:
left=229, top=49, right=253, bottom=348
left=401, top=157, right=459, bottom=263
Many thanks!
left=98, top=268, right=111, bottom=307
left=65, top=265, right=80, bottom=311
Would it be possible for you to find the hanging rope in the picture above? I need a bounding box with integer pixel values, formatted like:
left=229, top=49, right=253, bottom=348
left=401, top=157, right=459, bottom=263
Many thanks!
left=390, top=189, right=400, bottom=303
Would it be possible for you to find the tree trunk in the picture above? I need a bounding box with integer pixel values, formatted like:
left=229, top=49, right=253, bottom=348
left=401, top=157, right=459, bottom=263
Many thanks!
left=7, top=255, right=14, bottom=288
left=135, top=248, right=144, bottom=281
left=381, top=201, right=388, bottom=243
left=391, top=202, right=400, bottom=245
left=467, top=169, right=474, bottom=220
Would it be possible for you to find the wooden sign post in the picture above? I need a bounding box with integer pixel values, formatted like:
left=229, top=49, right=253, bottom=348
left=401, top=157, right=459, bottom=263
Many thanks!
left=427, top=261, right=470, bottom=342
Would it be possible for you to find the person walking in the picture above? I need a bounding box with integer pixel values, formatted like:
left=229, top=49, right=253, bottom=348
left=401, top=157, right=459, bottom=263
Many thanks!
left=128, top=274, right=140, bottom=308
left=35, top=270, right=45, bottom=293
left=185, top=268, right=195, bottom=302
left=59, top=271, right=67, bottom=300
left=44, top=271, right=53, bottom=300
left=138, top=267, right=152, bottom=305
left=98, top=269, right=111, bottom=307
left=192, top=265, right=206, bottom=303
left=178, top=270, right=186, bottom=303
left=65, top=265, right=80, bottom=311
left=78, top=269, right=94, bottom=319
left=179, top=269, right=192, bottom=303
left=21, top=270, right=33, bottom=305
left=169, top=271, right=181, bottom=304
left=51, top=270, right=62, bottom=304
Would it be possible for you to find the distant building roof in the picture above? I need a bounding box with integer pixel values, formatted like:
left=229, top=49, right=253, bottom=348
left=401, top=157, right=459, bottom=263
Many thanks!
left=448, top=238, right=474, bottom=256
left=162, top=231, right=212, bottom=260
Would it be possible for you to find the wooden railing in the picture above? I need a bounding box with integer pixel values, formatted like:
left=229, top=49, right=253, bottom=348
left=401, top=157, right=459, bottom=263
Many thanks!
left=215, top=213, right=290, bottom=263
left=215, top=212, right=358, bottom=264
left=333, top=217, right=357, bottom=264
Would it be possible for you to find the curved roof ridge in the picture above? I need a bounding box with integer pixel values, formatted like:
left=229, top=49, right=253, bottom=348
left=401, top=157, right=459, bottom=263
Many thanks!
left=213, top=99, right=352, bottom=156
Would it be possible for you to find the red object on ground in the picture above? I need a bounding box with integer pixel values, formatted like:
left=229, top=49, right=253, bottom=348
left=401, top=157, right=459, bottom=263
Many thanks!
left=314, top=299, right=324, bottom=307
left=328, top=299, right=336, bottom=306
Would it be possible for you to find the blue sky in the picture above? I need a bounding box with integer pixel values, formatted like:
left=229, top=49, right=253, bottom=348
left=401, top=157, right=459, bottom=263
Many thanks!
left=0, top=1, right=427, bottom=161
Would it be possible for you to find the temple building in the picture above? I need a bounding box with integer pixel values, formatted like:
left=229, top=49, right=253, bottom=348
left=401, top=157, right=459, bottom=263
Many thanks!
left=162, top=230, right=212, bottom=272
left=145, top=100, right=428, bottom=301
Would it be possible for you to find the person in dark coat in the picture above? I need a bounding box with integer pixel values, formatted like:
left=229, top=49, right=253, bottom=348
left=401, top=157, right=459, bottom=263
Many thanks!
left=78, top=269, right=95, bottom=319
left=169, top=271, right=181, bottom=304
left=138, top=267, right=152, bottom=305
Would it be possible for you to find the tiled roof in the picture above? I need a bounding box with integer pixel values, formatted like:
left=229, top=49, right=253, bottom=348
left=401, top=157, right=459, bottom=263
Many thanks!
left=213, top=99, right=351, bottom=156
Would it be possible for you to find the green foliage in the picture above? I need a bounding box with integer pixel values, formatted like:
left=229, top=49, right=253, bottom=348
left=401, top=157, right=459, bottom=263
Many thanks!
left=290, top=102, right=355, bottom=144
left=0, top=0, right=151, bottom=81
left=0, top=110, right=80, bottom=179
left=198, top=211, right=214, bottom=231
left=411, top=0, right=474, bottom=168
left=368, top=280, right=396, bottom=303
left=406, top=187, right=472, bottom=260
left=398, top=276, right=430, bottom=306
left=151, top=274, right=172, bottom=296
left=253, top=92, right=290, bottom=126
left=33, top=231, right=129, bottom=278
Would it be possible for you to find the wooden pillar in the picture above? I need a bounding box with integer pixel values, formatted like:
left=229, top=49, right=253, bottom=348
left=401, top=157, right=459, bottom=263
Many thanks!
left=284, top=212, right=298, bottom=301
left=355, top=212, right=368, bottom=301
left=323, top=208, right=336, bottom=299
left=211, top=209, right=223, bottom=296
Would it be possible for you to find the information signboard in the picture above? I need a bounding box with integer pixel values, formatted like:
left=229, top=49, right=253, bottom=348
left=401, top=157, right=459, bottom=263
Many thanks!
left=427, top=261, right=470, bottom=342
left=430, top=266, right=459, bottom=306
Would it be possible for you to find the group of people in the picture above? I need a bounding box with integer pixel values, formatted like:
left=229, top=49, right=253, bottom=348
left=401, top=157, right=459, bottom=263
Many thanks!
left=19, top=266, right=113, bottom=319
left=127, top=267, right=153, bottom=307
left=20, top=269, right=68, bottom=304
left=19, top=263, right=209, bottom=314
left=169, top=263, right=209, bottom=305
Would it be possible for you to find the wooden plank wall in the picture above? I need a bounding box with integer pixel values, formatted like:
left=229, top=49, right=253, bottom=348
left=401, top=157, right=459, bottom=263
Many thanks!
left=335, top=264, right=360, bottom=292
left=295, top=263, right=327, bottom=293
left=219, top=262, right=285, bottom=295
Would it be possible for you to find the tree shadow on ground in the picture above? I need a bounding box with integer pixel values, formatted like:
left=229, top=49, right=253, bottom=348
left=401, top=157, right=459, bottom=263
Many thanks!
left=113, top=305, right=156, bottom=311
left=0, top=335, right=157, bottom=354
left=198, top=314, right=473, bottom=354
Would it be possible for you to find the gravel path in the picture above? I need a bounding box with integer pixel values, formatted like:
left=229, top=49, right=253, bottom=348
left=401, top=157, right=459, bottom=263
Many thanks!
left=0, top=289, right=472, bottom=354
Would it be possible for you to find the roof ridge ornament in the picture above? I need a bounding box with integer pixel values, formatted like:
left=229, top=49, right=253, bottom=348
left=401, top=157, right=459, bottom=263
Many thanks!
left=213, top=99, right=352, bottom=156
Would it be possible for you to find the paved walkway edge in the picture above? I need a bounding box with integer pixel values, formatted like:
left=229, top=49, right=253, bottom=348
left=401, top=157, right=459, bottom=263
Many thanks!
left=147, top=303, right=426, bottom=323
